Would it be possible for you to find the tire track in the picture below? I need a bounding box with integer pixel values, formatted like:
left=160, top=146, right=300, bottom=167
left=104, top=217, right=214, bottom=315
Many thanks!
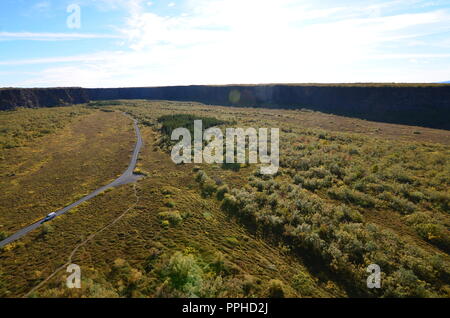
left=24, top=183, right=140, bottom=297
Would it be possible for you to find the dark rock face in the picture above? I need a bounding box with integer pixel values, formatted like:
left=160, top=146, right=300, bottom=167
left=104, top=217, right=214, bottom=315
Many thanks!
left=87, top=85, right=450, bottom=130
left=1, top=85, right=449, bottom=130
left=0, top=87, right=89, bottom=110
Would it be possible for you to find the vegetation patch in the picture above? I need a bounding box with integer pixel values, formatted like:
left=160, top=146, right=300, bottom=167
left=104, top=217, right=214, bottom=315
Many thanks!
left=1, top=100, right=449, bottom=298
left=158, top=211, right=183, bottom=226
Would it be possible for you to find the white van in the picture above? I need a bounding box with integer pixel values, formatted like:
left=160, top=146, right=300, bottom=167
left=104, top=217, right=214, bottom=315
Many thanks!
left=43, top=212, right=57, bottom=223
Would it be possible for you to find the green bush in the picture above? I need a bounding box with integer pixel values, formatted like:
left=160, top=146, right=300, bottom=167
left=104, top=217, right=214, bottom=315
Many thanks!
left=0, top=231, right=7, bottom=241
left=292, top=272, right=316, bottom=296
left=384, top=268, right=431, bottom=298
left=216, top=185, right=229, bottom=201
left=40, top=224, right=54, bottom=237
left=88, top=101, right=123, bottom=107
left=328, top=186, right=377, bottom=208
left=221, top=194, right=239, bottom=214
left=158, top=114, right=228, bottom=140
left=378, top=192, right=416, bottom=214
left=162, top=252, right=203, bottom=292
left=144, top=248, right=161, bottom=272
left=201, top=179, right=218, bottom=197
left=209, top=252, right=229, bottom=275
left=301, top=177, right=332, bottom=191
left=195, top=170, right=207, bottom=183
left=413, top=223, right=450, bottom=252
left=266, top=279, right=286, bottom=298
left=165, top=200, right=176, bottom=208
left=158, top=211, right=183, bottom=225
left=426, top=190, right=449, bottom=212
left=221, top=163, right=241, bottom=172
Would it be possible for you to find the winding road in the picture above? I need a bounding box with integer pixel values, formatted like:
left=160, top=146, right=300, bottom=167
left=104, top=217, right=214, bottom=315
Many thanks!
left=0, top=113, right=143, bottom=248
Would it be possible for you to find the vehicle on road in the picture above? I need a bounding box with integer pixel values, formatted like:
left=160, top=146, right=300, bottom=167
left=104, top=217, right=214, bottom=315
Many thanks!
left=42, top=212, right=57, bottom=223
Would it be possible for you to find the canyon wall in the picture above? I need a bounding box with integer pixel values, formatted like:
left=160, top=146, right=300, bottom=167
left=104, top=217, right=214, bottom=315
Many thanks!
left=0, top=87, right=89, bottom=110
left=87, top=85, right=450, bottom=129
left=1, top=85, right=449, bottom=129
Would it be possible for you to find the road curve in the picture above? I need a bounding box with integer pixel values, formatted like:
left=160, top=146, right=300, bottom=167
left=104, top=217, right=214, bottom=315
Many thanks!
left=0, top=113, right=143, bottom=248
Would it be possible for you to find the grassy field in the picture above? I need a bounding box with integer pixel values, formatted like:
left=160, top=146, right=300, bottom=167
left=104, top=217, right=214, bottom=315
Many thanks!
left=0, top=100, right=448, bottom=298
left=0, top=108, right=135, bottom=235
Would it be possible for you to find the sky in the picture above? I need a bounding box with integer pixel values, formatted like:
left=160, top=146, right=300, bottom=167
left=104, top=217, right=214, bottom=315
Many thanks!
left=0, top=0, right=450, bottom=87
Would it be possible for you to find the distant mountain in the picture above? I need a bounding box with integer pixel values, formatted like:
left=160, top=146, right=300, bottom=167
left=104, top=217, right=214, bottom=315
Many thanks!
left=441, top=81, right=450, bottom=83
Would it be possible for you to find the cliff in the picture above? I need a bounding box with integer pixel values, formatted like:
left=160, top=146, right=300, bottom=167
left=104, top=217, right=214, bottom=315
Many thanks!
left=87, top=84, right=450, bottom=130
left=1, top=84, right=449, bottom=130
left=0, top=87, right=89, bottom=110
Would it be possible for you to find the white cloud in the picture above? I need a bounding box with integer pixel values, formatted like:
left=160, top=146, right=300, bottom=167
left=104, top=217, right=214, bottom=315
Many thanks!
left=7, top=0, right=450, bottom=86
left=0, top=32, right=124, bottom=41
left=33, top=1, right=51, bottom=11
left=0, top=52, right=115, bottom=66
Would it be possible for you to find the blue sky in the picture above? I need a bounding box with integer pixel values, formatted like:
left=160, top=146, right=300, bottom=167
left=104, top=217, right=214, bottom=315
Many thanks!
left=1, top=0, right=450, bottom=87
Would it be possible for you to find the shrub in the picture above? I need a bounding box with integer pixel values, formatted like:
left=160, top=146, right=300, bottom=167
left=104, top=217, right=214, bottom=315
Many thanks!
left=302, top=177, right=332, bottom=191
left=161, top=186, right=175, bottom=195
left=221, top=194, right=239, bottom=214
left=165, top=200, right=176, bottom=208
left=306, top=167, right=330, bottom=179
left=40, top=224, right=54, bottom=237
left=158, top=114, right=228, bottom=140
left=268, top=194, right=278, bottom=209
left=225, top=237, right=240, bottom=246
left=255, top=192, right=268, bottom=207
left=195, top=170, right=218, bottom=197
left=253, top=180, right=265, bottom=192
left=328, top=186, right=377, bottom=208
left=209, top=252, right=229, bottom=275
left=158, top=211, right=183, bottom=225
left=293, top=174, right=304, bottom=185
left=426, top=190, right=449, bottom=212
left=413, top=223, right=450, bottom=252
left=266, top=279, right=286, bottom=298
left=144, top=248, right=161, bottom=272
left=335, top=205, right=363, bottom=223
left=109, top=258, right=145, bottom=297
left=242, top=275, right=259, bottom=296
left=195, top=170, right=207, bottom=183
left=295, top=195, right=323, bottom=215
left=0, top=231, right=7, bottom=241
left=405, top=191, right=425, bottom=203
left=216, top=185, right=229, bottom=201
left=379, top=192, right=416, bottom=214
left=330, top=164, right=345, bottom=178
left=384, top=268, right=431, bottom=298
left=366, top=183, right=385, bottom=194
left=201, top=179, right=218, bottom=197
left=221, top=163, right=241, bottom=172
left=393, top=171, right=414, bottom=184
left=292, top=271, right=316, bottom=296
left=133, top=168, right=148, bottom=176
left=164, top=253, right=202, bottom=289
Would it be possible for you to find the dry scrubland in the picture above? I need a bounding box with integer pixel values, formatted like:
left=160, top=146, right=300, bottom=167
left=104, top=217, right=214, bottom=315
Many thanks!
left=0, top=107, right=135, bottom=234
left=0, top=100, right=449, bottom=298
